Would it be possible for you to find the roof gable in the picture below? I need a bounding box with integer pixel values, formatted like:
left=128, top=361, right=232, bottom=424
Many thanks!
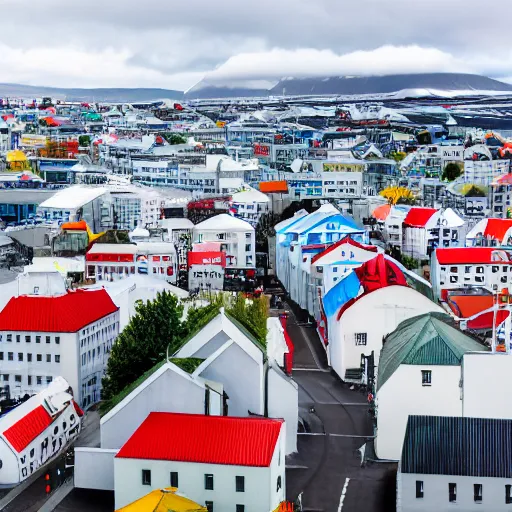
left=484, top=218, right=512, bottom=242
left=116, top=412, right=283, bottom=467
left=311, top=236, right=377, bottom=265
left=3, top=405, right=53, bottom=453
left=403, top=207, right=438, bottom=228
left=378, top=312, right=488, bottom=390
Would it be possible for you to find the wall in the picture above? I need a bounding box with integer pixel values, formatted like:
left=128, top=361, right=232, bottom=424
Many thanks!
left=101, top=367, right=207, bottom=450
left=375, top=365, right=462, bottom=461
left=192, top=331, right=231, bottom=359
left=114, top=458, right=271, bottom=511
left=462, top=352, right=512, bottom=419
left=399, top=472, right=512, bottom=512
left=74, top=448, right=117, bottom=490
left=0, top=438, right=19, bottom=485
left=198, top=342, right=263, bottom=417
left=268, top=365, right=298, bottom=454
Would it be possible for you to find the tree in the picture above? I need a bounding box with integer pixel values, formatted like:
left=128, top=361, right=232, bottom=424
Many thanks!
left=442, top=162, right=462, bottom=182
left=379, top=186, right=415, bottom=205
left=164, top=133, right=187, bottom=145
left=101, top=291, right=186, bottom=400
left=78, top=135, right=91, bottom=147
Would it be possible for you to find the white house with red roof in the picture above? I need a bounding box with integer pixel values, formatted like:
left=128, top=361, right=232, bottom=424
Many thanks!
left=466, top=218, right=512, bottom=247
left=114, top=412, right=286, bottom=512
left=431, top=247, right=512, bottom=301
left=402, top=207, right=465, bottom=259
left=0, top=288, right=119, bottom=408
left=0, top=377, right=83, bottom=485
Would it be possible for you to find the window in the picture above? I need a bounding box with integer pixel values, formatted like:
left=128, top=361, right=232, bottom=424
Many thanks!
left=449, top=483, right=456, bottom=502
left=37, top=354, right=42, bottom=362
left=25, top=336, right=31, bottom=343
left=450, top=266, right=458, bottom=273
left=421, top=370, right=432, bottom=386
left=236, top=476, right=245, bottom=492
left=277, top=476, right=282, bottom=492
left=355, top=333, right=367, bottom=346
left=8, top=352, right=13, bottom=361
left=245, top=232, right=251, bottom=239
left=205, top=474, right=214, bottom=490
left=506, top=484, right=512, bottom=504
left=449, top=275, right=458, bottom=283
left=27, top=353, right=32, bottom=362
left=475, top=276, right=484, bottom=283
left=16, top=335, right=20, bottom=343
left=416, top=480, right=424, bottom=499
left=55, top=355, right=60, bottom=363
left=170, top=472, right=178, bottom=488
left=18, top=353, right=23, bottom=362
left=46, top=376, right=52, bottom=384
left=15, top=375, right=21, bottom=383
left=36, top=336, right=41, bottom=344
left=46, top=336, right=50, bottom=344
left=46, top=354, right=51, bottom=363
left=0, top=352, right=2, bottom=361
left=141, top=469, right=151, bottom=486
left=6, top=334, right=11, bottom=342
left=55, top=337, right=60, bottom=345
left=245, top=244, right=251, bottom=252
left=2, top=374, right=8, bottom=381
left=36, top=376, right=42, bottom=385
left=236, top=506, right=245, bottom=512
left=28, top=376, right=32, bottom=386
left=476, top=266, right=484, bottom=274
left=205, top=502, right=213, bottom=512
left=492, top=265, right=499, bottom=273
left=474, top=483, right=482, bottom=503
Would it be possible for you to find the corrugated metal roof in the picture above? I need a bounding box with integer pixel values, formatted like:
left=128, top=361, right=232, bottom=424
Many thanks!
left=377, top=312, right=488, bottom=390
left=3, top=405, right=53, bottom=453
left=116, top=412, right=283, bottom=467
left=435, top=247, right=512, bottom=265
left=403, top=207, right=438, bottom=228
left=402, top=415, right=512, bottom=478
left=0, top=289, right=118, bottom=333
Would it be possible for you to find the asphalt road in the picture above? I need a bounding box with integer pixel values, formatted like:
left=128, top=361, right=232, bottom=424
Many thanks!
left=284, top=303, right=397, bottom=512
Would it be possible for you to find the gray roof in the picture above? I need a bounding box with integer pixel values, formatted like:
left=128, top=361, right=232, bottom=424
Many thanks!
left=402, top=415, right=512, bottom=478
left=377, top=312, right=488, bottom=390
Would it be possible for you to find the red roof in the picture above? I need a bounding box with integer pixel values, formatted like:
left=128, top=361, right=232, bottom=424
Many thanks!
left=73, top=400, right=84, bottom=417
left=0, top=289, right=118, bottom=333
left=483, top=219, right=512, bottom=242
left=3, top=405, right=53, bottom=452
left=435, top=247, right=512, bottom=265
left=311, top=236, right=377, bottom=264
left=116, top=412, right=283, bottom=467
left=403, top=207, right=438, bottom=228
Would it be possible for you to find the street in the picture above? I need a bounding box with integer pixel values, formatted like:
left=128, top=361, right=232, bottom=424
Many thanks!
left=284, top=303, right=397, bottom=512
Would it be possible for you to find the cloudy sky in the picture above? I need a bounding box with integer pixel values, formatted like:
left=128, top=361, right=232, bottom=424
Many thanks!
left=1, top=0, right=510, bottom=90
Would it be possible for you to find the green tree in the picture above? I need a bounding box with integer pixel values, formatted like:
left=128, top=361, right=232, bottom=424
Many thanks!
left=78, top=135, right=91, bottom=147
left=442, top=162, right=462, bottom=182
left=101, top=291, right=186, bottom=400
left=164, top=133, right=187, bottom=145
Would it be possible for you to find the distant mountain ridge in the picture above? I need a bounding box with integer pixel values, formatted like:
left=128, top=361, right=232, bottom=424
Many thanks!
left=185, top=73, right=512, bottom=99
left=0, top=83, right=182, bottom=103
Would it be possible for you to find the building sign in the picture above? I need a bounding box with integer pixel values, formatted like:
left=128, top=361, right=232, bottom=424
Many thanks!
left=189, top=264, right=225, bottom=291
left=441, top=146, right=464, bottom=160
left=20, top=134, right=48, bottom=147
left=323, top=163, right=363, bottom=172
left=188, top=251, right=226, bottom=267
left=254, top=144, right=270, bottom=157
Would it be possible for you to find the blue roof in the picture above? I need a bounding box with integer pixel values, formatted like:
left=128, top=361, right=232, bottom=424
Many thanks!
left=402, top=415, right=512, bottom=478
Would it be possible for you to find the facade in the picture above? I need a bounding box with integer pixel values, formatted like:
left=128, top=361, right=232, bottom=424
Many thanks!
left=398, top=415, right=512, bottom=512
left=430, top=247, right=512, bottom=301
left=230, top=187, right=270, bottom=227
left=465, top=217, right=512, bottom=247
left=192, top=214, right=256, bottom=269
left=114, top=412, right=286, bottom=511
left=0, top=377, right=83, bottom=485
left=401, top=207, right=441, bottom=259
left=0, top=289, right=119, bottom=407
left=490, top=173, right=512, bottom=218
left=85, top=242, right=178, bottom=284
left=375, top=313, right=488, bottom=461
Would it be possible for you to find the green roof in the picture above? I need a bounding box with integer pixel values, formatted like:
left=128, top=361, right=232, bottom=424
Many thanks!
left=224, top=311, right=266, bottom=352
left=377, top=312, right=489, bottom=390
left=169, top=357, right=205, bottom=374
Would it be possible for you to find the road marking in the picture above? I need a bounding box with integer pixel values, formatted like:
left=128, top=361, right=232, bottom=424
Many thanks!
left=337, top=477, right=350, bottom=511
left=293, top=367, right=330, bottom=372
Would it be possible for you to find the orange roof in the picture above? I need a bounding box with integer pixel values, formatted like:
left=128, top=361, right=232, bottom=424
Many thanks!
left=372, top=203, right=391, bottom=221
left=447, top=294, right=494, bottom=318
left=259, top=180, right=288, bottom=193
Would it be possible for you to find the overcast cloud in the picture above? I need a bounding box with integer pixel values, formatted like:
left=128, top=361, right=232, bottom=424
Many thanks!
left=0, top=0, right=509, bottom=90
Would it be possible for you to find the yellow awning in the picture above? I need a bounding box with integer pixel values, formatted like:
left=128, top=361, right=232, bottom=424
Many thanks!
left=116, top=488, right=207, bottom=512
left=6, top=150, right=27, bottom=162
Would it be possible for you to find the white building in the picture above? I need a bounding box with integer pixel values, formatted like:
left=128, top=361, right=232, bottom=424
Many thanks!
left=173, top=308, right=298, bottom=455
left=0, top=377, right=83, bottom=485
left=0, top=288, right=119, bottom=408
left=192, top=214, right=256, bottom=269
left=430, top=247, right=512, bottom=301
left=37, top=186, right=111, bottom=232
left=465, top=217, right=512, bottom=247
left=330, top=285, right=443, bottom=384
left=375, top=312, right=488, bottom=461
left=490, top=173, right=512, bottom=218
left=114, top=412, right=286, bottom=512
left=230, top=187, right=270, bottom=227
left=397, top=415, right=512, bottom=512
